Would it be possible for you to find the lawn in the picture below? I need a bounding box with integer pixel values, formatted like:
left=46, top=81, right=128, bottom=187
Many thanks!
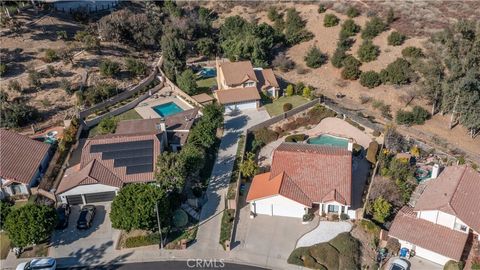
left=88, top=109, right=143, bottom=138
left=0, top=232, right=11, bottom=260
left=196, top=77, right=217, bottom=94
left=264, top=96, right=309, bottom=117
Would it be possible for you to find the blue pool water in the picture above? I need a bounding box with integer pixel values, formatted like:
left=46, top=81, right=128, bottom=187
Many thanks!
left=152, top=102, right=184, bottom=117
left=307, top=134, right=349, bottom=148
left=198, top=67, right=216, bottom=78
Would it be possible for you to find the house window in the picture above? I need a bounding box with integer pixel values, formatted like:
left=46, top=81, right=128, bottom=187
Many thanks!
left=328, top=205, right=339, bottom=213
left=454, top=222, right=468, bottom=232
left=11, top=184, right=22, bottom=195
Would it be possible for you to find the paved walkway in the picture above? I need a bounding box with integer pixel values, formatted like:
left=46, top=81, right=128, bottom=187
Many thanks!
left=193, top=109, right=269, bottom=252
left=296, top=221, right=352, bottom=248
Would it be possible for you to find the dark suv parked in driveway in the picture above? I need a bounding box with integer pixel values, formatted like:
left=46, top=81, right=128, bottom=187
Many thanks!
left=77, top=205, right=96, bottom=230
left=55, top=204, right=71, bottom=230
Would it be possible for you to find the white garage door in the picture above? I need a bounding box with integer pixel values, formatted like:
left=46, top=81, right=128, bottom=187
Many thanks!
left=251, top=195, right=306, bottom=218
left=415, top=246, right=453, bottom=265
left=225, top=101, right=257, bottom=112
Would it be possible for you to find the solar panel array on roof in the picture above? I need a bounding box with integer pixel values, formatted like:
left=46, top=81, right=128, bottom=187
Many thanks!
left=90, top=140, right=154, bottom=175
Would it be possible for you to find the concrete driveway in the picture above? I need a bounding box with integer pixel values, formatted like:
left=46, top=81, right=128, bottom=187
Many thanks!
left=194, top=109, right=269, bottom=252
left=49, top=202, right=121, bottom=267
left=296, top=221, right=352, bottom=248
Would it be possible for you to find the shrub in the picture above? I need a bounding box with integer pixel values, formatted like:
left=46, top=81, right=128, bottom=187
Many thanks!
left=401, top=46, right=424, bottom=58
left=388, top=31, right=406, bottom=46
left=359, top=95, right=372, bottom=104
left=318, top=4, right=326, bottom=13
left=267, top=6, right=283, bottom=22
left=44, top=49, right=58, bottom=63
left=302, top=86, right=312, bottom=99
left=56, top=30, right=67, bottom=40
left=125, top=233, right=160, bottom=248
left=254, top=127, right=278, bottom=146
left=380, top=104, right=392, bottom=120
left=125, top=58, right=147, bottom=77
left=337, top=36, right=355, bottom=51
left=324, top=14, right=340, bottom=27
left=372, top=196, right=392, bottom=223
left=0, top=62, right=7, bottom=76
left=331, top=48, right=347, bottom=68
left=361, top=17, right=386, bottom=39
left=341, top=65, right=361, bottom=80
left=98, top=117, right=117, bottom=134
left=396, top=106, right=430, bottom=125
left=373, top=130, right=381, bottom=137
left=360, top=71, right=382, bottom=88
left=295, top=82, right=305, bottom=95
left=340, top=213, right=350, bottom=220
left=340, top=19, right=361, bottom=38
left=346, top=6, right=360, bottom=18
left=28, top=70, right=41, bottom=89
left=386, top=238, right=401, bottom=255
left=285, top=84, right=294, bottom=96
left=46, top=65, right=56, bottom=77
left=283, top=103, right=293, bottom=112
left=172, top=209, right=188, bottom=228
left=304, top=46, right=328, bottom=68
left=100, top=59, right=120, bottom=77
left=358, top=40, right=380, bottom=62
left=382, top=58, right=413, bottom=85
left=366, top=141, right=379, bottom=164
left=303, top=213, right=314, bottom=222
left=273, top=53, right=295, bottom=72
left=342, top=55, right=361, bottom=68
left=285, top=134, right=306, bottom=142
left=386, top=7, right=396, bottom=25
left=307, top=104, right=336, bottom=124
left=8, top=80, right=21, bottom=92
left=60, top=78, right=74, bottom=95
left=444, top=260, right=464, bottom=270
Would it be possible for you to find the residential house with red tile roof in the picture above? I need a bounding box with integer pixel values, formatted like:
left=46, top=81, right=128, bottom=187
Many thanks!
left=56, top=110, right=198, bottom=205
left=246, top=143, right=353, bottom=218
left=0, top=129, right=52, bottom=198
left=214, top=60, right=280, bottom=112
left=389, top=165, right=480, bottom=266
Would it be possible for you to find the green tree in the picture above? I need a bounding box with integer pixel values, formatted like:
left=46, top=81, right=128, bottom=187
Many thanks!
left=323, top=14, right=340, bottom=27
left=360, top=71, right=382, bottom=88
left=304, top=46, right=328, bottom=68
left=361, top=17, right=386, bottom=39
left=110, top=184, right=170, bottom=231
left=100, top=59, right=120, bottom=77
left=0, top=102, right=39, bottom=128
left=346, top=6, right=360, bottom=18
left=388, top=31, right=406, bottom=46
left=125, top=58, right=147, bottom=77
left=176, top=69, right=198, bottom=95
left=4, top=204, right=57, bottom=248
left=284, top=8, right=313, bottom=45
left=341, top=65, right=362, bottom=80
left=161, top=29, right=187, bottom=80
left=285, top=84, right=294, bottom=96
left=240, top=152, right=259, bottom=178
left=371, top=196, right=392, bottom=223
left=358, top=40, right=380, bottom=62
left=342, top=55, right=361, bottom=68
left=178, top=144, right=205, bottom=177
left=98, top=117, right=117, bottom=134
left=155, top=152, right=186, bottom=191
left=196, top=37, right=216, bottom=57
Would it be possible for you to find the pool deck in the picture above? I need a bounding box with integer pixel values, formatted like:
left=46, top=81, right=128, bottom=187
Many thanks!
left=134, top=86, right=194, bottom=119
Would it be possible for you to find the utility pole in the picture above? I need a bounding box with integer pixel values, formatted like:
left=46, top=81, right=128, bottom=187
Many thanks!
left=155, top=201, right=163, bottom=249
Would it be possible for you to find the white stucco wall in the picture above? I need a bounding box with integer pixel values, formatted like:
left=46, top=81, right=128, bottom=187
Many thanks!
left=417, top=210, right=469, bottom=233
left=250, top=195, right=307, bottom=218
left=397, top=239, right=455, bottom=266
left=224, top=101, right=257, bottom=112
left=59, top=184, right=119, bottom=197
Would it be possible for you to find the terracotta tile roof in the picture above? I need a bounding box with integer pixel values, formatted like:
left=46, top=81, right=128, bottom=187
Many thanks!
left=215, top=86, right=261, bottom=104
left=247, top=143, right=352, bottom=206
left=192, top=93, right=214, bottom=104
left=219, top=61, right=258, bottom=86
left=247, top=172, right=311, bottom=206
left=0, top=129, right=50, bottom=184
left=57, top=159, right=124, bottom=194
left=115, top=108, right=198, bottom=134
left=414, top=165, right=480, bottom=233
left=80, top=134, right=162, bottom=183
left=254, top=68, right=279, bottom=89
left=389, top=207, right=468, bottom=261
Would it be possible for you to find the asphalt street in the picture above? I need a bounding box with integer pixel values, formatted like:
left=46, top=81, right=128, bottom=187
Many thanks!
left=62, top=261, right=269, bottom=270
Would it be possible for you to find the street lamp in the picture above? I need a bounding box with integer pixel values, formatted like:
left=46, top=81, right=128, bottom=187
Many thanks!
left=155, top=201, right=164, bottom=249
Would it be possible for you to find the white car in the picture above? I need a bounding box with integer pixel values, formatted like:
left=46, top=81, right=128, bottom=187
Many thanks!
left=389, top=258, right=409, bottom=270
left=16, top=257, right=56, bottom=270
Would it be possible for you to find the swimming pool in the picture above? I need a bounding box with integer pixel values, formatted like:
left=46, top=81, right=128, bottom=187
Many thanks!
left=152, top=102, right=184, bottom=117
left=307, top=134, right=349, bottom=148
left=198, top=67, right=216, bottom=78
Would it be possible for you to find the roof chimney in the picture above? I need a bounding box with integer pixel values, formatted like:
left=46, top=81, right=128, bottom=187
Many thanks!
left=431, top=164, right=440, bottom=179
left=157, top=118, right=168, bottom=147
